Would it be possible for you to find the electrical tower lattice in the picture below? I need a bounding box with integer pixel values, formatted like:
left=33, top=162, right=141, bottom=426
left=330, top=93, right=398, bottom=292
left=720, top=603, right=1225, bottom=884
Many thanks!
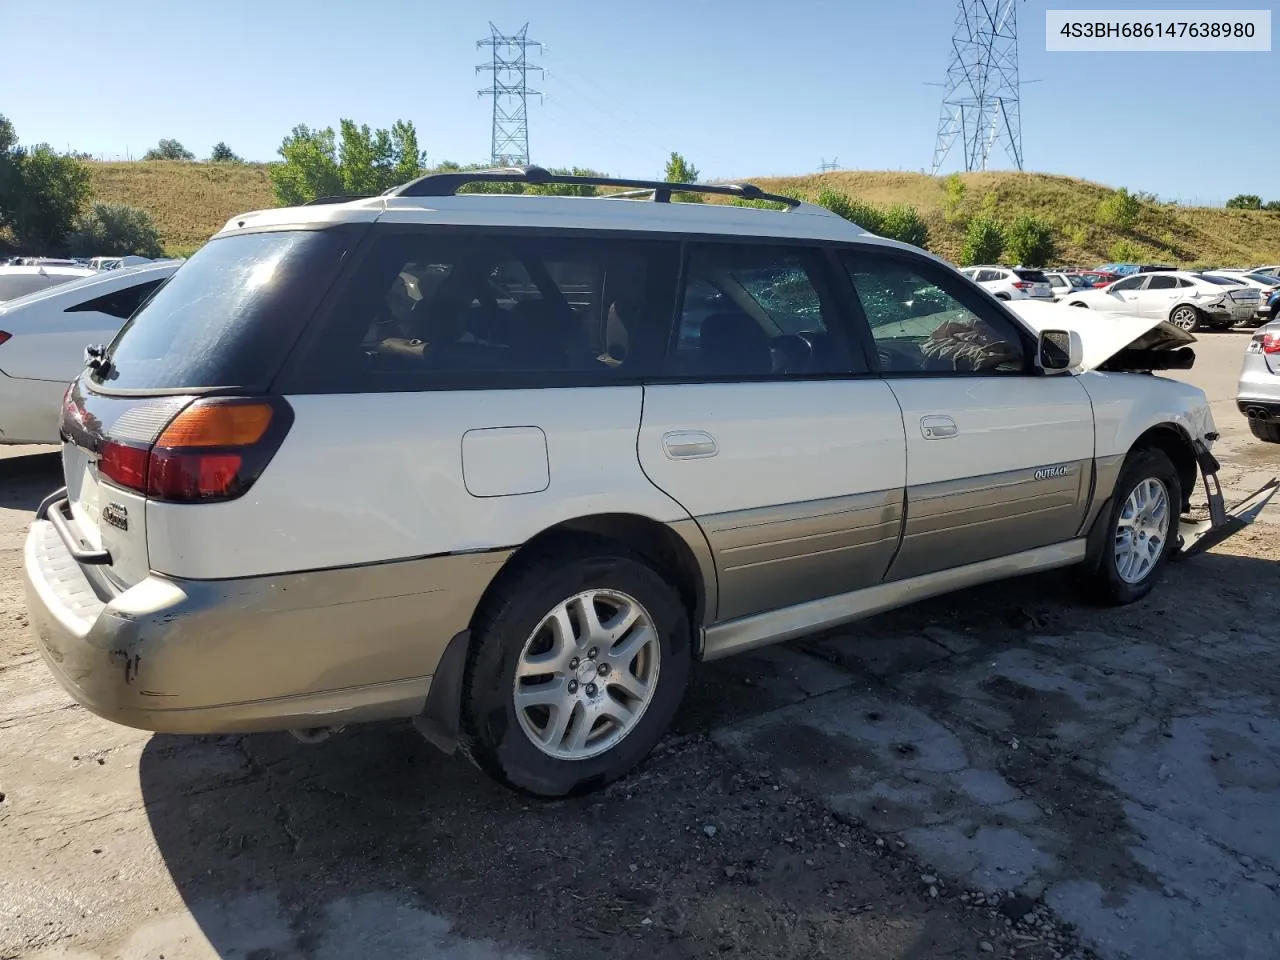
left=477, top=23, right=542, bottom=168
left=931, top=0, right=1023, bottom=175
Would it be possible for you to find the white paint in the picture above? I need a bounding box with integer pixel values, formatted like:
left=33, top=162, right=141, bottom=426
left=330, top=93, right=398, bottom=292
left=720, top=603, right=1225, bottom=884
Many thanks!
left=638, top=380, right=906, bottom=517
left=462, top=426, right=549, bottom=497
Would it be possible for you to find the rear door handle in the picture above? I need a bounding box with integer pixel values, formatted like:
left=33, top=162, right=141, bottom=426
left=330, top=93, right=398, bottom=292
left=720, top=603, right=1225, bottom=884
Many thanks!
left=920, top=415, right=958, bottom=440
left=662, top=430, right=718, bottom=459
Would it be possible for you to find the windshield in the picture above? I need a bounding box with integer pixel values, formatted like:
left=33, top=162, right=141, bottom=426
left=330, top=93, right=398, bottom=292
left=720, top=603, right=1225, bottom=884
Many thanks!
left=1198, top=274, right=1242, bottom=286
left=91, top=230, right=351, bottom=391
left=1246, top=273, right=1279, bottom=285
left=0, top=273, right=83, bottom=302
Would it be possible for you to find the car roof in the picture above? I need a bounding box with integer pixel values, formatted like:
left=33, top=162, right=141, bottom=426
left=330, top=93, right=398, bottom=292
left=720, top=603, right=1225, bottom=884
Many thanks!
left=213, top=192, right=888, bottom=247
left=0, top=264, right=95, bottom=278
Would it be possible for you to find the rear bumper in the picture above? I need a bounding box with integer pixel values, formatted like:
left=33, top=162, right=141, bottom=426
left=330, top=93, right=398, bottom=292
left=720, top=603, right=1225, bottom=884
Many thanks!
left=23, top=516, right=510, bottom=734
left=1238, top=399, right=1280, bottom=423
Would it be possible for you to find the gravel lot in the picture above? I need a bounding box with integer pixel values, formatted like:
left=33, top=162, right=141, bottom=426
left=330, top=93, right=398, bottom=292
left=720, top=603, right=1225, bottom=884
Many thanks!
left=1, top=331, right=1277, bottom=960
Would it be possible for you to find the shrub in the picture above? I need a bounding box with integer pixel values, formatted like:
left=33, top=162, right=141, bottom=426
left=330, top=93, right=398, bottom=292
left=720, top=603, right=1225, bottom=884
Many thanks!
left=1225, top=194, right=1262, bottom=210
left=879, top=204, right=928, bottom=248
left=1109, top=239, right=1142, bottom=262
left=814, top=189, right=883, bottom=233
left=209, top=142, right=243, bottom=163
left=1004, top=215, right=1055, bottom=267
left=144, top=139, right=195, bottom=162
left=960, top=216, right=1004, bottom=265
left=1263, top=200, right=1280, bottom=212
left=663, top=152, right=702, bottom=203
left=1096, top=187, right=1142, bottom=229
left=68, top=202, right=164, bottom=258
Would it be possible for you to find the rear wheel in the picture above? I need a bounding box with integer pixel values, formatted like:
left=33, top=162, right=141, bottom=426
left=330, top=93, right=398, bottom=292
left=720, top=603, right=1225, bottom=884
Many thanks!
left=1169, top=304, right=1201, bottom=332
left=995, top=292, right=1011, bottom=301
left=462, top=544, right=691, bottom=797
left=1248, top=419, right=1280, bottom=443
left=1080, top=448, right=1181, bottom=605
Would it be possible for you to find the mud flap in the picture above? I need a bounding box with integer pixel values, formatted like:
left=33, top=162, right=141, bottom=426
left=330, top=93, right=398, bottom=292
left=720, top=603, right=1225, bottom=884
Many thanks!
left=1175, top=442, right=1278, bottom=560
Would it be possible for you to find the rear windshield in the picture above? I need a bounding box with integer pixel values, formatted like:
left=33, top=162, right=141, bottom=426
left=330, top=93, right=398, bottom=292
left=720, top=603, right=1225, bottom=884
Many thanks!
left=90, top=230, right=350, bottom=391
left=0, top=273, right=77, bottom=302
left=1197, top=274, right=1241, bottom=286
left=1012, top=269, right=1049, bottom=282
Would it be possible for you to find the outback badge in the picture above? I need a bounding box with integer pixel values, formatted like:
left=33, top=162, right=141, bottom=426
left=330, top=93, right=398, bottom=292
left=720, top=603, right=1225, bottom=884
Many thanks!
left=1033, top=465, right=1070, bottom=481
left=102, top=501, right=129, bottom=531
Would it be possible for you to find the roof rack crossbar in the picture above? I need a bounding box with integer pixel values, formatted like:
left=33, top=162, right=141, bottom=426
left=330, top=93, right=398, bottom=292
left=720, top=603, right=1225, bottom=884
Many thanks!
left=388, top=165, right=800, bottom=209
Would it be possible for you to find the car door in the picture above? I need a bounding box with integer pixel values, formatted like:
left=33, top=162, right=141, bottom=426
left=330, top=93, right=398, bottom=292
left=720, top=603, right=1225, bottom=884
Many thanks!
left=839, top=247, right=1095, bottom=580
left=1100, top=274, right=1147, bottom=314
left=638, top=242, right=907, bottom=623
left=1133, top=273, right=1181, bottom=319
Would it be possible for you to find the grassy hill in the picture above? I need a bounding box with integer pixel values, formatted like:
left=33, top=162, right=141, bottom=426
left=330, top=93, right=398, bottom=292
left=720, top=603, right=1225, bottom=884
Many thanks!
left=86, top=161, right=1280, bottom=267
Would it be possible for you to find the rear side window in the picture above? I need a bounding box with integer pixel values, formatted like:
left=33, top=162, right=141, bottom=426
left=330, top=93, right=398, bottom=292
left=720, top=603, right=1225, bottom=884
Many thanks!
left=91, top=230, right=351, bottom=391
left=285, top=230, right=677, bottom=391
left=1146, top=275, right=1178, bottom=290
left=66, top=279, right=164, bottom=320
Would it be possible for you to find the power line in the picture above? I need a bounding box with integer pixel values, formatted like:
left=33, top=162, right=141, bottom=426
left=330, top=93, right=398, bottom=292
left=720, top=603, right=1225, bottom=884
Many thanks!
left=931, top=0, right=1024, bottom=174
left=476, top=22, right=542, bottom=167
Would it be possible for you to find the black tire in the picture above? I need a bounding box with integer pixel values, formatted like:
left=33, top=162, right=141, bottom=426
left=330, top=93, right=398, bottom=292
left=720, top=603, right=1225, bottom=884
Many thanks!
left=1079, top=448, right=1182, bottom=605
left=1248, top=419, right=1280, bottom=443
left=995, top=292, right=1011, bottom=301
left=1068, top=301, right=1089, bottom=308
left=461, top=543, right=691, bottom=797
left=1168, top=304, right=1201, bottom=332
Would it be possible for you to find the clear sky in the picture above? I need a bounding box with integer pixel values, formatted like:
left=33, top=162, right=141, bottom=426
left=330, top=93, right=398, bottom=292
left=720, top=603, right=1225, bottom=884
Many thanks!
left=4, top=0, right=1276, bottom=203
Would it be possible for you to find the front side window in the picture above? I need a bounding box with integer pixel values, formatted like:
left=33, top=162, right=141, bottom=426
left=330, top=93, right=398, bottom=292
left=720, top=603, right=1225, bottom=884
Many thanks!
left=291, top=231, right=671, bottom=391
left=842, top=252, right=1028, bottom=375
left=664, top=244, right=858, bottom=379
left=1111, top=276, right=1147, bottom=292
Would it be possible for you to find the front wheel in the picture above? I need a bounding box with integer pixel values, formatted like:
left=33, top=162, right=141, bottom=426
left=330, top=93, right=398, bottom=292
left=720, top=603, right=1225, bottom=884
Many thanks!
left=1079, top=448, right=1182, bottom=605
left=462, top=544, right=691, bottom=796
left=1168, top=304, right=1201, bottom=332
left=1249, top=419, right=1280, bottom=443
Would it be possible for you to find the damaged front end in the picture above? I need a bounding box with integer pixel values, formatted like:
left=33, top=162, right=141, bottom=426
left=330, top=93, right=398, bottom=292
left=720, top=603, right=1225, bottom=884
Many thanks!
left=1177, top=442, right=1278, bottom=559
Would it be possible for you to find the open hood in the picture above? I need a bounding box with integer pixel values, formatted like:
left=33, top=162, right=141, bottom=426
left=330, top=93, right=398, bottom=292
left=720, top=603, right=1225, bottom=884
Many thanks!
left=1006, top=300, right=1197, bottom=372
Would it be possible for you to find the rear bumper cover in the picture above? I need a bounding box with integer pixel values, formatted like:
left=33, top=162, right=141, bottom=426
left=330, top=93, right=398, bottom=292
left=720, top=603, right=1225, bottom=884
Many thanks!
left=23, top=512, right=510, bottom=734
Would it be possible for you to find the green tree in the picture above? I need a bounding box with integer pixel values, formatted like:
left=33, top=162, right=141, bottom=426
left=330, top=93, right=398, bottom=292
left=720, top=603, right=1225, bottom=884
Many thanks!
left=1263, top=199, right=1280, bottom=212
left=1109, top=238, right=1142, bottom=262
left=67, top=202, right=164, bottom=258
left=269, top=124, right=341, bottom=205
left=1004, top=215, right=1056, bottom=267
left=209, top=142, right=243, bottom=163
left=814, top=189, right=884, bottom=233
left=1096, top=187, right=1142, bottom=229
left=1226, top=193, right=1262, bottom=210
left=663, top=152, right=701, bottom=202
left=389, top=119, right=426, bottom=186
left=144, top=138, right=195, bottom=161
left=879, top=204, right=928, bottom=247
left=960, top=216, right=1004, bottom=266
left=943, top=173, right=966, bottom=223
left=0, top=114, right=20, bottom=231
left=8, top=145, right=92, bottom=252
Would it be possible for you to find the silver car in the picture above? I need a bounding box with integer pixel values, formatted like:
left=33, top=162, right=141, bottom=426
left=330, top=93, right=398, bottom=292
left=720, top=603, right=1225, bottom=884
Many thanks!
left=1238, top=320, right=1280, bottom=442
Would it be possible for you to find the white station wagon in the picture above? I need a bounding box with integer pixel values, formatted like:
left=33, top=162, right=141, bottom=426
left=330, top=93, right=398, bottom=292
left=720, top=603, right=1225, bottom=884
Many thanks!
left=23, top=169, right=1277, bottom=796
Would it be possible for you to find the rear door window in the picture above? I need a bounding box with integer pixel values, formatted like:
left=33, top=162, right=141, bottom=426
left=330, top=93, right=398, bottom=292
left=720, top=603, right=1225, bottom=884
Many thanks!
left=283, top=229, right=679, bottom=392
left=90, top=230, right=355, bottom=392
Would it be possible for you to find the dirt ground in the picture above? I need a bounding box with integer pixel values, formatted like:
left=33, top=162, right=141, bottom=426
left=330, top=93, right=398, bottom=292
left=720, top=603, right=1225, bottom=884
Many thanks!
left=1, top=330, right=1277, bottom=960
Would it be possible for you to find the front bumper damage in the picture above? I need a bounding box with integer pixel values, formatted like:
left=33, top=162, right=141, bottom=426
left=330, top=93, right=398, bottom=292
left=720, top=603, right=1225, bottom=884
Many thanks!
left=1176, top=442, right=1278, bottom=559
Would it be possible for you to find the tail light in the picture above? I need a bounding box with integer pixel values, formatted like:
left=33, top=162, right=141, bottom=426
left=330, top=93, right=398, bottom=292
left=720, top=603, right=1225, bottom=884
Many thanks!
left=1262, top=333, right=1280, bottom=355
left=1013, top=281, right=1031, bottom=289
left=0, top=331, right=10, bottom=346
left=98, top=397, right=293, bottom=503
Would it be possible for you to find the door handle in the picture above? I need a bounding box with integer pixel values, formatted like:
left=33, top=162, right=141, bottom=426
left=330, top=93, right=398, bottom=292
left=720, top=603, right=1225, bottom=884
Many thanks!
left=920, top=415, right=958, bottom=440
left=662, top=430, right=718, bottom=459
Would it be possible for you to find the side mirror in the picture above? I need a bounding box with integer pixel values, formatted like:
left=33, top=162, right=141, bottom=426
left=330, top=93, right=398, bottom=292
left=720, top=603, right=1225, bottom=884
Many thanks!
left=1037, top=329, right=1083, bottom=373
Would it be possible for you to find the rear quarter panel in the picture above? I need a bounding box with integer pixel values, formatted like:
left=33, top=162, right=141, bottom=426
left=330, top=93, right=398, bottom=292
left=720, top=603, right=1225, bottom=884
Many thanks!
left=146, top=386, right=694, bottom=579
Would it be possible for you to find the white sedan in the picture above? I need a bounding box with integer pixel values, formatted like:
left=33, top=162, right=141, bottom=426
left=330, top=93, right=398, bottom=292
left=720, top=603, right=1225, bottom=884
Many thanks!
left=1057, top=270, right=1260, bottom=332
left=0, top=265, right=95, bottom=302
left=0, top=261, right=179, bottom=444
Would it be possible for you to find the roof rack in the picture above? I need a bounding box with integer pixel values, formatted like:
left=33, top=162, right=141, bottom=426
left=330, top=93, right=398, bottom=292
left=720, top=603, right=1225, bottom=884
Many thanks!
left=387, top=165, right=801, bottom=208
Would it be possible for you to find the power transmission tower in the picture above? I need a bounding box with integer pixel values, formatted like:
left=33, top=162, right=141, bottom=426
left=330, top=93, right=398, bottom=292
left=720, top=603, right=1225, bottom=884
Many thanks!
left=818, top=157, right=839, bottom=172
left=476, top=23, right=542, bottom=167
left=931, top=0, right=1024, bottom=174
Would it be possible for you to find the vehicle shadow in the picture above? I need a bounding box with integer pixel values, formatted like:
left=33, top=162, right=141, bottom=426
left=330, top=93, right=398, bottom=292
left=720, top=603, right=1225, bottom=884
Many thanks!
left=136, top=546, right=1277, bottom=959
left=0, top=450, right=61, bottom=512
